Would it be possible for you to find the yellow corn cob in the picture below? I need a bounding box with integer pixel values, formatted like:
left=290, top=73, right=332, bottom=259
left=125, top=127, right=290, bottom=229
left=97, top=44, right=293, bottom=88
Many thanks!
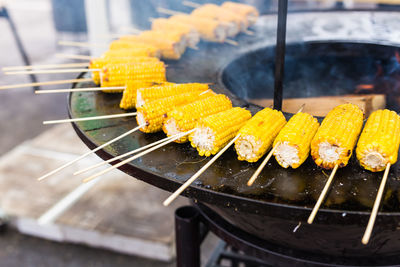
left=191, top=4, right=244, bottom=36
left=235, top=108, right=286, bottom=162
left=311, top=103, right=364, bottom=169
left=136, top=91, right=214, bottom=133
left=120, top=81, right=174, bottom=110
left=89, top=56, right=160, bottom=87
left=356, top=109, right=400, bottom=172
left=163, top=94, right=232, bottom=143
left=102, top=47, right=161, bottom=58
left=151, top=18, right=200, bottom=48
left=169, top=14, right=227, bottom=43
left=120, top=31, right=186, bottom=60
left=273, top=112, right=320, bottom=168
left=221, top=2, right=259, bottom=25
left=190, top=107, right=252, bottom=156
left=101, top=61, right=166, bottom=87
left=108, top=40, right=160, bottom=56
left=136, top=83, right=209, bottom=108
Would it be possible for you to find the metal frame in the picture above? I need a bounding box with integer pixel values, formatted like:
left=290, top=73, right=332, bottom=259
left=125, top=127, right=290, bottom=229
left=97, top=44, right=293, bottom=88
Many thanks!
left=0, top=5, right=39, bottom=91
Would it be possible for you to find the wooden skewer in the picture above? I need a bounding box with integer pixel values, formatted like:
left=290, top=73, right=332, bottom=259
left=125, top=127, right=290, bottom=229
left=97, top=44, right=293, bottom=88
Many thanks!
left=0, top=78, right=92, bottom=90
left=182, top=0, right=201, bottom=8
left=58, top=41, right=107, bottom=48
left=82, top=130, right=195, bottom=183
left=247, top=105, right=305, bottom=186
left=163, top=135, right=240, bottom=206
left=2, top=62, right=90, bottom=71
left=5, top=68, right=99, bottom=75
left=362, top=163, right=391, bottom=245
left=307, top=164, right=339, bottom=224
left=74, top=133, right=184, bottom=175
left=43, top=112, right=137, bottom=125
left=247, top=146, right=277, bottom=186
left=35, top=86, right=124, bottom=94
left=37, top=123, right=146, bottom=181
left=55, top=54, right=92, bottom=60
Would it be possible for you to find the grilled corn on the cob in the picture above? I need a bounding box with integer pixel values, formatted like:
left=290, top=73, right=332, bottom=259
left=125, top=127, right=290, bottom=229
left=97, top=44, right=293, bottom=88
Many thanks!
left=221, top=2, right=259, bottom=25
left=190, top=107, right=252, bottom=156
left=136, top=90, right=214, bottom=133
left=235, top=108, right=286, bottom=162
left=101, top=61, right=166, bottom=87
left=151, top=18, right=200, bottom=48
left=163, top=94, right=232, bottom=143
left=273, top=112, right=320, bottom=168
left=356, top=109, right=400, bottom=172
left=311, top=103, right=364, bottom=169
left=136, top=83, right=209, bottom=108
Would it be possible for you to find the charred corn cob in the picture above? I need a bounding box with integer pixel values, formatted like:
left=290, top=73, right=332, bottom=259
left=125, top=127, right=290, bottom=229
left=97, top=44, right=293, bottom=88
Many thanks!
left=120, top=81, right=174, bottom=110
left=356, top=109, right=400, bottom=172
left=311, top=103, right=364, bottom=169
left=136, top=83, right=209, bottom=108
left=190, top=107, right=252, bottom=156
left=136, top=91, right=214, bottom=133
left=108, top=40, right=160, bottom=56
left=89, top=56, right=160, bottom=86
left=163, top=94, right=232, bottom=143
left=120, top=31, right=187, bottom=60
left=273, top=112, right=320, bottom=168
left=151, top=18, right=200, bottom=48
left=169, top=14, right=227, bottom=43
left=235, top=108, right=286, bottom=162
left=101, top=61, right=166, bottom=87
left=191, top=4, right=244, bottom=36
left=221, top=2, right=259, bottom=25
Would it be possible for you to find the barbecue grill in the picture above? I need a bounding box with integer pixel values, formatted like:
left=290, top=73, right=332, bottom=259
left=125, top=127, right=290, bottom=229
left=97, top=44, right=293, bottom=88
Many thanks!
left=68, top=9, right=400, bottom=266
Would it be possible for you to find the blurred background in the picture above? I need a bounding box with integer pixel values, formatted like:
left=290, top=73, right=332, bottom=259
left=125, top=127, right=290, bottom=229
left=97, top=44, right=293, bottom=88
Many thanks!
left=0, top=0, right=399, bottom=266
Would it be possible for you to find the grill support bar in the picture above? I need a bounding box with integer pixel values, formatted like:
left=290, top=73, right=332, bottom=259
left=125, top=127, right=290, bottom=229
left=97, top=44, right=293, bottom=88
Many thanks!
left=273, top=0, right=288, bottom=110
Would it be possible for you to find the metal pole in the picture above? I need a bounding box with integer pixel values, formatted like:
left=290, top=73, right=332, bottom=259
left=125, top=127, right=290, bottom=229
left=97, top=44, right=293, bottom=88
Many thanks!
left=1, top=7, right=39, bottom=91
left=273, top=0, right=288, bottom=111
left=175, top=206, right=201, bottom=267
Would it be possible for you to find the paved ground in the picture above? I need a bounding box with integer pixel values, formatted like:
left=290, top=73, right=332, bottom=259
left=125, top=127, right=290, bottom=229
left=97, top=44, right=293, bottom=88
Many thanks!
left=0, top=1, right=219, bottom=266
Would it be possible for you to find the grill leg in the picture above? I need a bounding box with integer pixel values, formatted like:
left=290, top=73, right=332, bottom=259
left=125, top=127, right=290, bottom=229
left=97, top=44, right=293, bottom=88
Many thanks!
left=175, top=206, right=201, bottom=267
left=0, top=6, right=39, bottom=91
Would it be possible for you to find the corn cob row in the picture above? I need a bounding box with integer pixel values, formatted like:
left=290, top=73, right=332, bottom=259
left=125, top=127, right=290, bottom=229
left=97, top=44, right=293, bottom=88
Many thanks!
left=101, top=62, right=166, bottom=87
left=163, top=94, right=232, bottom=143
left=109, top=40, right=160, bottom=55
left=273, top=112, right=320, bottom=168
left=235, top=108, right=286, bottom=162
left=136, top=83, right=209, bottom=108
left=136, top=90, right=214, bottom=133
left=190, top=107, right=252, bottom=156
left=120, top=81, right=173, bottom=110
left=103, top=47, right=161, bottom=59
left=311, top=103, right=364, bottom=169
left=356, top=109, right=400, bottom=172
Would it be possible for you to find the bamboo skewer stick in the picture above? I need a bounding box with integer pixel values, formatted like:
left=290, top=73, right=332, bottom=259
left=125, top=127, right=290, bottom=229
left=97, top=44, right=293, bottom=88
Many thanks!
left=182, top=0, right=201, bottom=8
left=58, top=41, right=108, bottom=48
left=2, top=62, right=90, bottom=71
left=163, top=135, right=240, bottom=206
left=35, top=86, right=125, bottom=94
left=55, top=54, right=92, bottom=60
left=0, top=78, right=93, bottom=90
left=247, top=146, right=277, bottom=186
left=74, top=133, right=183, bottom=175
left=362, top=163, right=391, bottom=245
left=5, top=68, right=99, bottom=75
left=307, top=164, right=339, bottom=224
left=37, top=123, right=146, bottom=181
left=43, top=112, right=137, bottom=125
left=247, top=105, right=305, bottom=186
left=82, top=130, right=195, bottom=183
